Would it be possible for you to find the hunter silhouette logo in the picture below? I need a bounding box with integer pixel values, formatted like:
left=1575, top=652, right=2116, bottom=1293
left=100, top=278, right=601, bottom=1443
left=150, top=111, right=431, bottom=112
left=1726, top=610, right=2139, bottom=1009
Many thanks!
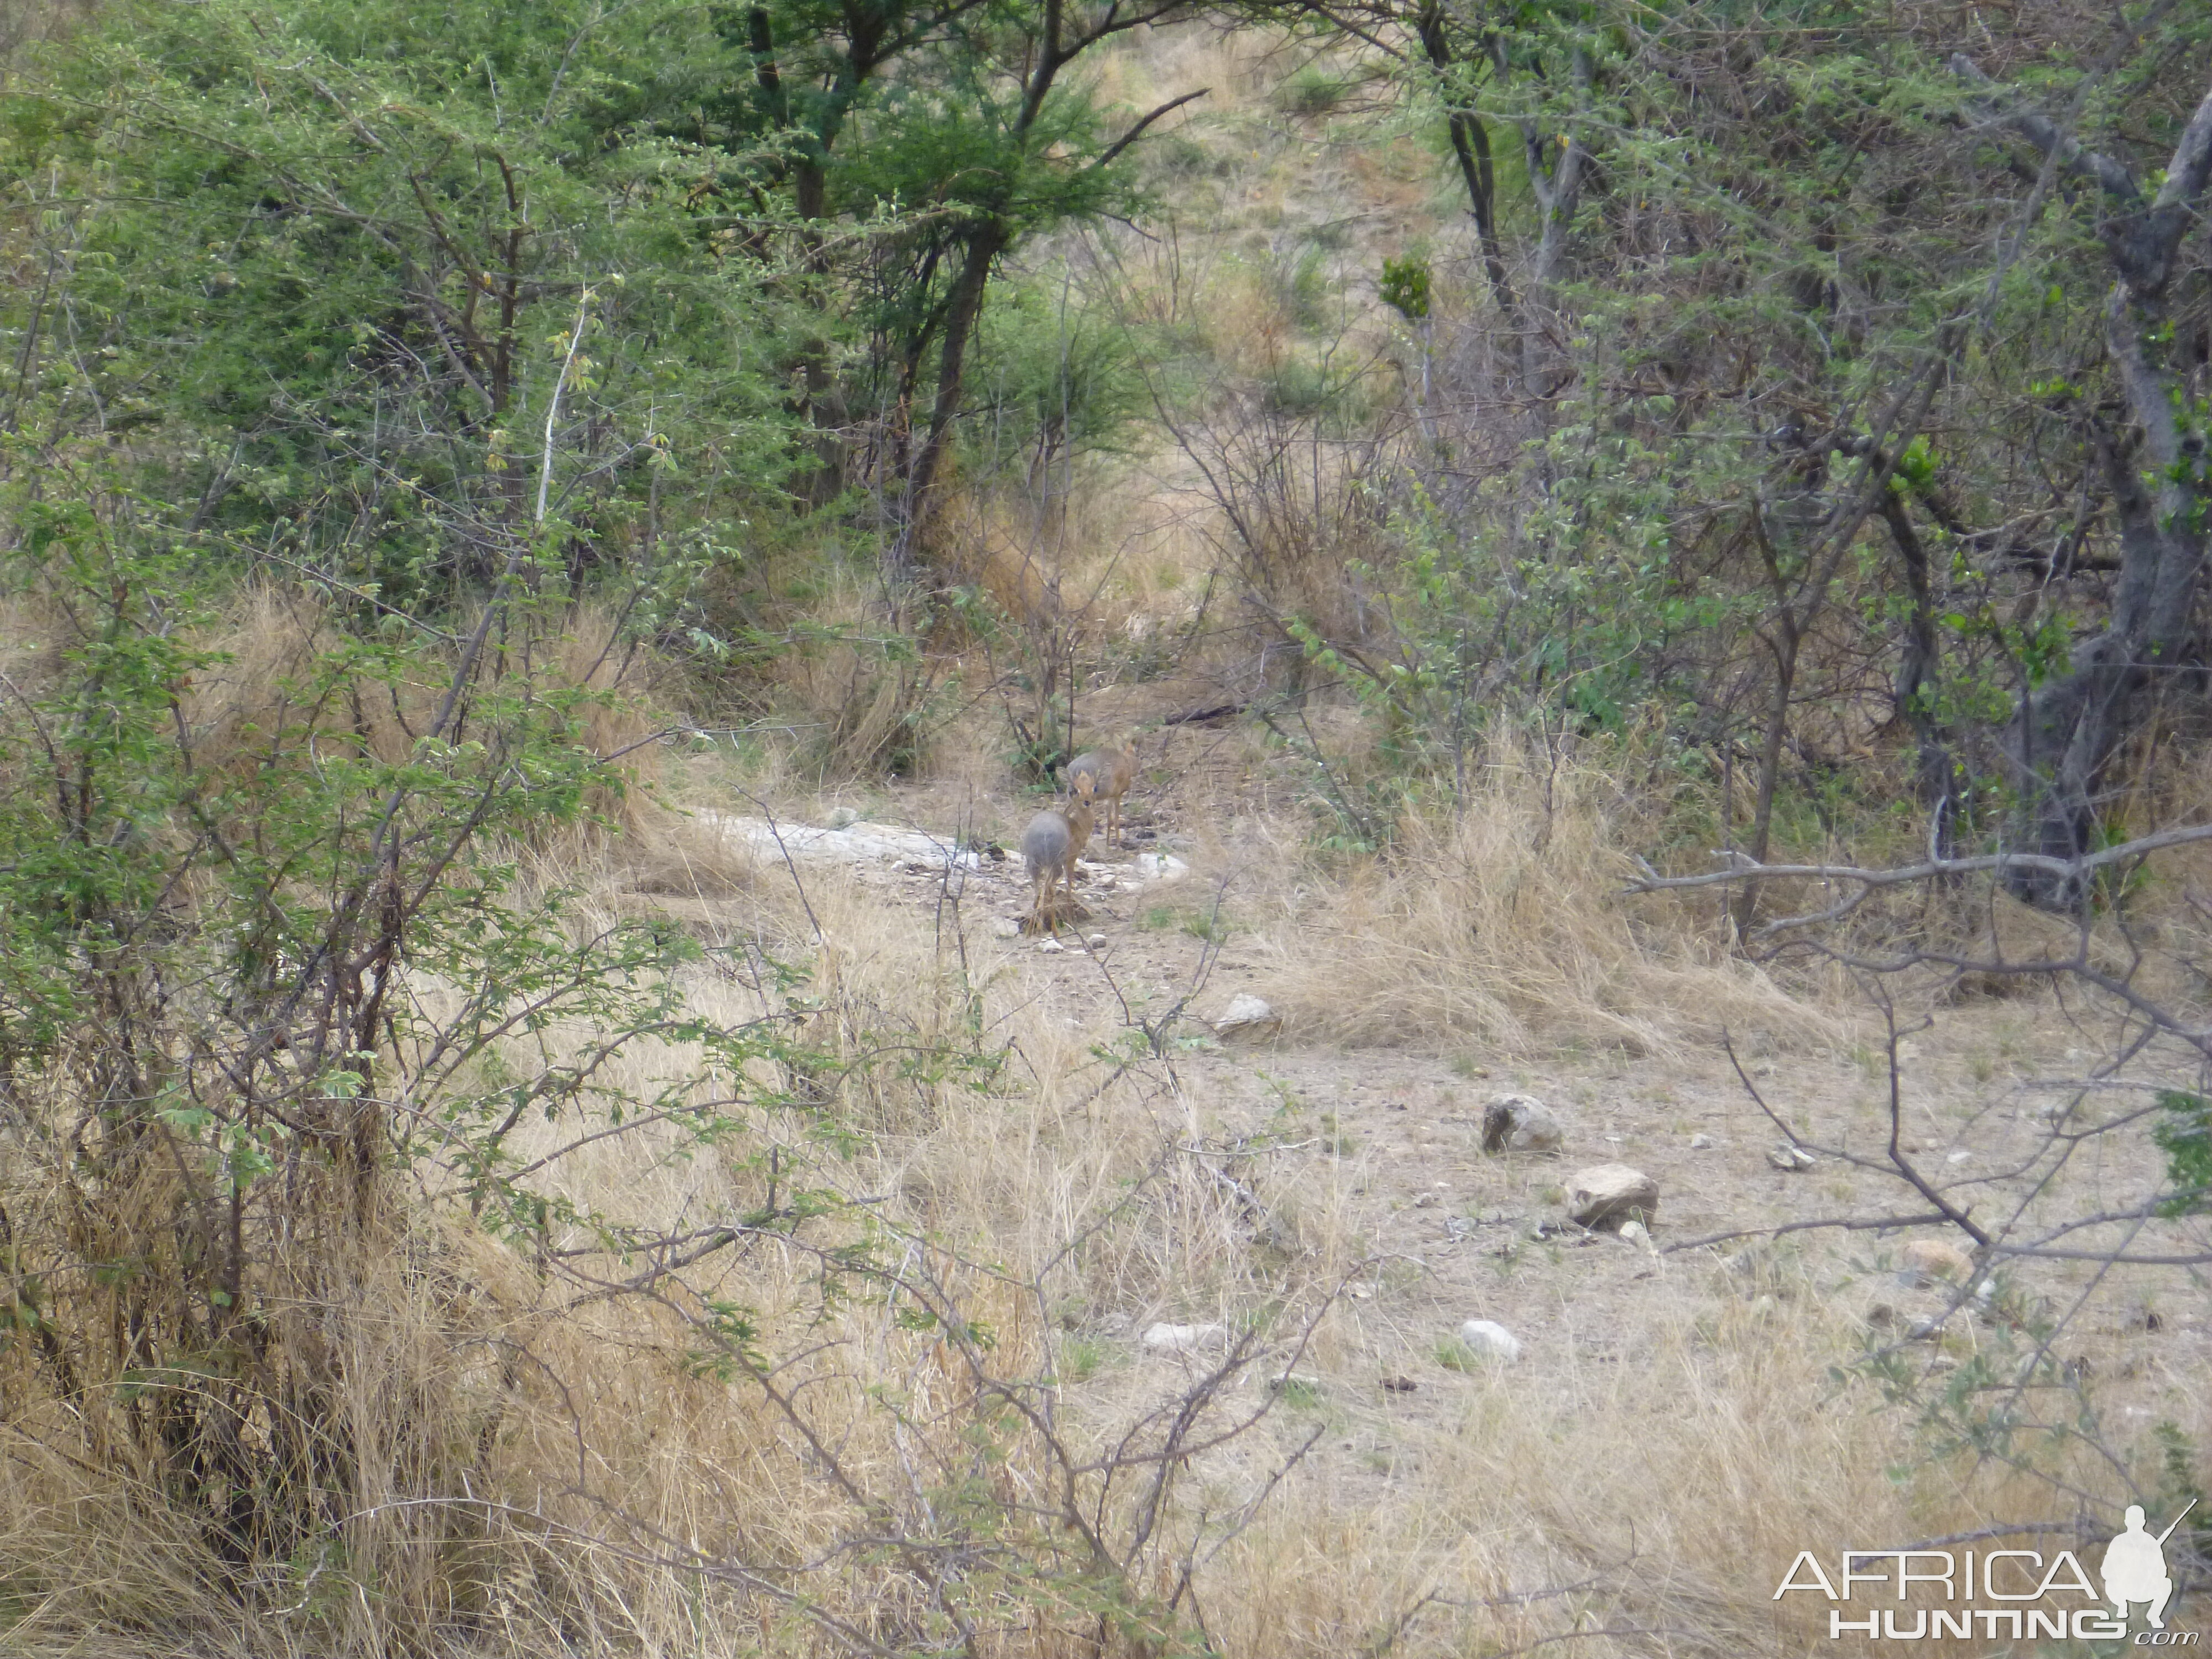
left=2105, top=1500, right=2195, bottom=1631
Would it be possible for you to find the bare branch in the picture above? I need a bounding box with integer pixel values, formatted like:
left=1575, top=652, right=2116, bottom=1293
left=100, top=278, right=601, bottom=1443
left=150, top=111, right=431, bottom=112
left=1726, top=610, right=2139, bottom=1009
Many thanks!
left=1627, top=820, right=2212, bottom=933
left=1091, top=87, right=1211, bottom=171
left=1949, top=54, right=2141, bottom=205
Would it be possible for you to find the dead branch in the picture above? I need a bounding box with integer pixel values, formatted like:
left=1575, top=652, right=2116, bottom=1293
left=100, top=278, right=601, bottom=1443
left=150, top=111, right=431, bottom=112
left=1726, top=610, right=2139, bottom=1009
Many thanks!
left=1626, top=820, right=2212, bottom=933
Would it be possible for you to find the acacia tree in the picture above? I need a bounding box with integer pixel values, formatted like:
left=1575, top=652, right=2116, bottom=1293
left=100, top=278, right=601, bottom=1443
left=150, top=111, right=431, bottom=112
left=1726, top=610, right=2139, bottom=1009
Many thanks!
left=679, top=0, right=1205, bottom=583
left=1954, top=55, right=2212, bottom=904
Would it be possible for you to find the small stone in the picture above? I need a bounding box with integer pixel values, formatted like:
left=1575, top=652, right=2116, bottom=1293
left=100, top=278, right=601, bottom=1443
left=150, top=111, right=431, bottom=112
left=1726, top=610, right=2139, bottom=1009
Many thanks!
left=1140, top=1321, right=1225, bottom=1355
left=1209, top=994, right=1281, bottom=1042
left=1412, top=1192, right=1438, bottom=1208
left=1901, top=1239, right=1975, bottom=1284
left=1618, top=1218, right=1658, bottom=1254
left=1268, top=1371, right=1322, bottom=1396
left=826, top=806, right=860, bottom=829
left=1086, top=933, right=1108, bottom=948
left=1480, top=1093, right=1564, bottom=1154
left=1457, top=1319, right=1522, bottom=1362
left=993, top=917, right=1022, bottom=939
left=1945, top=1149, right=1971, bottom=1165
left=1689, top=1133, right=1715, bottom=1150
left=1380, top=1375, right=1417, bottom=1392
left=1564, top=1164, right=1658, bottom=1230
left=1767, top=1144, right=1817, bottom=1172
left=1037, top=937, right=1065, bottom=954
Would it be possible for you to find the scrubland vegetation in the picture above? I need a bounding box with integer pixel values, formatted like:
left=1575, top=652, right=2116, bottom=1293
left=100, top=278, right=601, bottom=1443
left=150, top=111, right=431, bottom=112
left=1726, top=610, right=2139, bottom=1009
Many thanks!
left=2, top=0, right=2210, bottom=1652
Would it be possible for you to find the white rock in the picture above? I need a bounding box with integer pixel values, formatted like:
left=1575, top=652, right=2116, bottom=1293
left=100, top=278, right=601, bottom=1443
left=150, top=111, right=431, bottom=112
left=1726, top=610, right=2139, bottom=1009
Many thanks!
left=1140, top=1321, right=1226, bottom=1355
left=1689, top=1133, right=1715, bottom=1150
left=1767, top=1144, right=1817, bottom=1172
left=695, top=810, right=984, bottom=872
left=992, top=917, right=1022, bottom=939
left=1134, top=852, right=1190, bottom=884
left=1480, top=1093, right=1564, bottom=1153
left=1565, top=1164, right=1659, bottom=1229
left=1086, top=933, right=1108, bottom=948
left=1209, top=994, right=1281, bottom=1042
left=1036, top=937, right=1065, bottom=954
left=1457, top=1319, right=1522, bottom=1362
left=1618, top=1219, right=1658, bottom=1254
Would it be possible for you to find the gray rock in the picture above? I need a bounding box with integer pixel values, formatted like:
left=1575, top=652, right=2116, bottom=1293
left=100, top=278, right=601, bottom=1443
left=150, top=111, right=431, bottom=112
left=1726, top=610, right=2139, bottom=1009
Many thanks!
left=1140, top=1321, right=1226, bottom=1355
left=992, top=917, right=1022, bottom=940
left=1565, top=1164, right=1658, bottom=1230
left=1767, top=1144, right=1817, bottom=1172
left=1480, top=1093, right=1564, bottom=1153
left=1618, top=1218, right=1658, bottom=1254
left=1210, top=993, right=1281, bottom=1042
left=1456, top=1318, right=1522, bottom=1362
left=1689, top=1133, right=1715, bottom=1150
left=826, top=806, right=861, bottom=829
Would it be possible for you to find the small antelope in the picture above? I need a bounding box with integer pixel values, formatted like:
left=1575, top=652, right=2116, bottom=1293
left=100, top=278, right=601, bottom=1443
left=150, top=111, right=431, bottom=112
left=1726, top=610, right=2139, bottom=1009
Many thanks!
left=1065, top=738, right=1136, bottom=851
left=1021, top=771, right=1098, bottom=933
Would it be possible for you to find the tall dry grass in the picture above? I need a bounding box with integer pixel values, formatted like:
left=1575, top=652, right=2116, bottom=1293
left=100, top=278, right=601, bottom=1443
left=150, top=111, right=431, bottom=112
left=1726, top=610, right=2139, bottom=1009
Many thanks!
left=1258, top=732, right=1843, bottom=1054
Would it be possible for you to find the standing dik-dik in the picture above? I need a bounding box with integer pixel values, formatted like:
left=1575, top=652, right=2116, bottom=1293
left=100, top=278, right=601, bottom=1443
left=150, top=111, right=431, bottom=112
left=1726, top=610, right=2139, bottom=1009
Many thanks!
left=1065, top=738, right=1135, bottom=850
left=1021, top=772, right=1097, bottom=933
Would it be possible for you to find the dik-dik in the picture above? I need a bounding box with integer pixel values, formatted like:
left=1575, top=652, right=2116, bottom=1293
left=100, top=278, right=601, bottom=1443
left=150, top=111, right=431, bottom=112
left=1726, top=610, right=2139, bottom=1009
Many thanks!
left=1065, top=739, right=1135, bottom=850
left=1021, top=772, right=1097, bottom=933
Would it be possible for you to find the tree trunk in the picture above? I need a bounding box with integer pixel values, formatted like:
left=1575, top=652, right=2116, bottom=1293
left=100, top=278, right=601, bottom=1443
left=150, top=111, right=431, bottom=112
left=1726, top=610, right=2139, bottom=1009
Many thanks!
left=888, top=218, right=1008, bottom=582
left=1514, top=48, right=1590, bottom=405
left=1413, top=8, right=1516, bottom=317
left=1964, top=64, right=2212, bottom=906
left=1880, top=492, right=1960, bottom=856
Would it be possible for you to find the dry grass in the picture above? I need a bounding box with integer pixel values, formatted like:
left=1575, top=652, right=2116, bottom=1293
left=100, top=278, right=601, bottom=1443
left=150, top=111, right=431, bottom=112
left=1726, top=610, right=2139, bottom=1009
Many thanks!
left=1255, top=732, right=1844, bottom=1055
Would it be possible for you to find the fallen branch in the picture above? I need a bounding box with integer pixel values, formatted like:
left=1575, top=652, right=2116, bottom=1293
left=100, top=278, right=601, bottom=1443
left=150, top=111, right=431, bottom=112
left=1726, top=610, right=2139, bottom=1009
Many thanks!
left=1625, top=820, right=2212, bottom=935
